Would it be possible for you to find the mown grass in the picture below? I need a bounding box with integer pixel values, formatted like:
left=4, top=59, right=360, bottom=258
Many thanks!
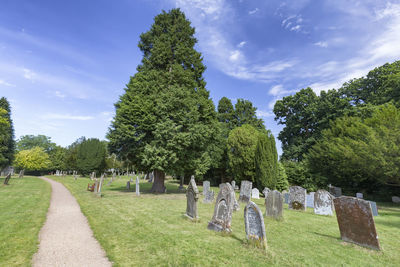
left=0, top=176, right=51, bottom=267
left=52, top=175, right=400, bottom=266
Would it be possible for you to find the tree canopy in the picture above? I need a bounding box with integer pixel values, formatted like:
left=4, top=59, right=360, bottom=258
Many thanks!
left=76, top=138, right=107, bottom=176
left=17, top=135, right=56, bottom=153
left=0, top=97, right=15, bottom=168
left=14, top=146, right=51, bottom=171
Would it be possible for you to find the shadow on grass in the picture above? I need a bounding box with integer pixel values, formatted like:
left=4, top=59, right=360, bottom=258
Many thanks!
left=106, top=183, right=187, bottom=195
left=312, top=231, right=341, bottom=241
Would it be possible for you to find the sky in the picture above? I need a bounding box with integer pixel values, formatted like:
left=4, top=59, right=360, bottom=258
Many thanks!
left=1, top=0, right=400, bottom=154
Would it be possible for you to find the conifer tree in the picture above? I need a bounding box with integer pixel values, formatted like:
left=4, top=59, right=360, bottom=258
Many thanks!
left=0, top=97, right=15, bottom=168
left=107, top=9, right=218, bottom=192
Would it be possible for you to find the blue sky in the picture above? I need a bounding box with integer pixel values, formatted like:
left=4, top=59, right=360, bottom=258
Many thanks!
left=1, top=0, right=400, bottom=154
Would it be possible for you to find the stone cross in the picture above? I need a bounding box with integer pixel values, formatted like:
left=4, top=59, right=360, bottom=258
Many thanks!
left=185, top=176, right=199, bottom=220
left=136, top=176, right=140, bottom=196
left=289, top=186, right=306, bottom=211
left=265, top=190, right=283, bottom=219
left=203, top=180, right=210, bottom=196
left=306, top=192, right=315, bottom=208
left=239, top=180, right=252, bottom=203
left=251, top=188, right=260, bottom=199
left=314, top=189, right=333, bottom=216
left=208, top=183, right=235, bottom=233
left=3, top=173, right=11, bottom=185
left=334, top=196, right=380, bottom=250
left=244, top=201, right=267, bottom=249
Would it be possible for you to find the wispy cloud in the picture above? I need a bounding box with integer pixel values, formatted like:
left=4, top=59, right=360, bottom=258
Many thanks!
left=42, top=113, right=94, bottom=121
left=54, top=91, right=66, bottom=98
left=0, top=79, right=15, bottom=87
left=314, top=41, right=328, bottom=48
left=249, top=8, right=259, bottom=15
left=237, top=41, right=246, bottom=48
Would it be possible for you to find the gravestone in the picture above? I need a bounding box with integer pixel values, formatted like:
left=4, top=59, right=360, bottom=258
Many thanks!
left=3, top=173, right=11, bottom=185
left=244, top=201, right=267, bottom=249
left=203, top=180, right=210, bottom=196
left=126, top=181, right=130, bottom=190
left=262, top=187, right=270, bottom=199
left=356, top=193, right=363, bottom=199
left=251, top=188, right=260, bottom=199
left=265, top=190, right=283, bottom=219
left=231, top=180, right=236, bottom=190
left=96, top=175, right=104, bottom=195
left=283, top=192, right=289, bottom=204
left=93, top=180, right=99, bottom=193
left=289, top=186, right=306, bottom=211
left=186, top=176, right=199, bottom=220
left=18, top=170, right=24, bottom=178
left=233, top=195, right=240, bottom=211
left=208, top=183, right=235, bottom=232
left=239, top=180, right=252, bottom=203
left=333, top=196, right=380, bottom=250
left=203, top=190, right=214, bottom=204
left=148, top=171, right=154, bottom=183
left=392, top=196, right=400, bottom=203
left=178, top=175, right=185, bottom=191
left=136, top=176, right=140, bottom=196
left=328, top=185, right=342, bottom=197
left=368, top=201, right=378, bottom=216
left=306, top=192, right=315, bottom=208
left=130, top=177, right=133, bottom=182
left=314, top=189, right=333, bottom=216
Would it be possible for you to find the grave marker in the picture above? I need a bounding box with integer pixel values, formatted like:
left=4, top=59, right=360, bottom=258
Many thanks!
left=203, top=181, right=210, bottom=196
left=356, top=193, right=363, bottom=199
left=306, top=192, right=315, bottom=208
left=185, top=176, right=199, bottom=220
left=244, top=201, right=267, bottom=249
left=136, top=176, right=140, bottom=196
left=328, top=185, right=342, bottom=197
left=251, top=188, right=260, bottom=199
left=263, top=187, right=270, bottom=199
left=208, top=183, right=235, bottom=232
left=265, top=190, right=283, bottom=219
left=368, top=201, right=378, bottom=216
left=3, top=173, right=11, bottom=185
left=239, top=180, right=252, bottom=203
left=126, top=181, right=130, bottom=190
left=314, top=189, right=333, bottom=216
left=203, top=190, right=214, bottom=204
left=289, top=186, right=306, bottom=211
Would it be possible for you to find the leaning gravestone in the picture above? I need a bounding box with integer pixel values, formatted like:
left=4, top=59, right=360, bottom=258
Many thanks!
left=96, top=175, right=105, bottom=195
left=356, top=193, right=363, bottom=199
left=329, top=185, right=342, bottom=197
left=239, top=180, right=252, bottom=203
left=314, top=189, right=333, bottom=216
left=263, top=187, right=270, bottom=199
left=186, top=176, right=199, bottom=220
left=208, top=183, right=235, bottom=232
left=244, top=201, right=267, bottom=249
left=368, top=201, right=378, bottom=216
left=203, top=180, right=210, bottom=196
left=126, top=181, right=130, bottom=190
left=306, top=192, right=315, bottom=208
left=265, top=190, right=283, bottom=219
left=392, top=196, right=400, bottom=204
left=203, top=190, right=214, bottom=204
left=334, top=196, right=380, bottom=250
left=3, top=173, right=11, bottom=185
left=289, top=186, right=306, bottom=211
left=136, top=176, right=140, bottom=196
left=252, top=188, right=260, bottom=199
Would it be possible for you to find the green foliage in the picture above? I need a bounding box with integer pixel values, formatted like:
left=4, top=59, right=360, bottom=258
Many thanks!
left=254, top=131, right=278, bottom=190
left=281, top=160, right=316, bottom=191
left=16, top=134, right=56, bottom=153
left=76, top=138, right=106, bottom=175
left=276, top=162, right=289, bottom=191
left=108, top=9, right=218, bottom=182
left=14, top=147, right=51, bottom=171
left=234, top=99, right=264, bottom=129
left=49, top=146, right=67, bottom=171
left=64, top=136, right=85, bottom=170
left=0, top=97, right=15, bottom=168
left=307, top=104, right=400, bottom=190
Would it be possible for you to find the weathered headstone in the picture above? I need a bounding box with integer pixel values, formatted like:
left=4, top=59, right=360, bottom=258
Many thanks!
left=368, top=201, right=378, bottom=216
left=333, top=196, right=380, bottom=250
left=3, top=173, right=11, bottom=185
left=231, top=180, right=236, bottom=190
left=93, top=180, right=99, bottom=193
left=203, top=180, right=210, bottom=196
left=392, top=196, right=400, bottom=203
left=136, top=176, right=140, bottom=196
left=251, top=188, right=260, bottom=199
left=262, top=187, right=270, bottom=199
left=239, top=180, right=252, bottom=203
left=314, top=189, right=333, bottom=216
left=306, top=192, right=315, bottom=208
left=203, top=190, right=215, bottom=204
left=265, top=190, right=283, bottom=219
left=328, top=185, right=342, bottom=197
left=126, top=181, right=130, bottom=190
left=186, top=176, right=199, bottom=220
left=244, top=201, right=267, bottom=249
left=179, top=175, right=184, bottom=190
left=148, top=171, right=154, bottom=183
left=208, top=183, right=235, bottom=232
left=289, top=186, right=306, bottom=211
left=18, top=170, right=24, bottom=178
left=356, top=193, right=363, bottom=199
left=283, top=192, right=289, bottom=204
left=96, top=175, right=105, bottom=195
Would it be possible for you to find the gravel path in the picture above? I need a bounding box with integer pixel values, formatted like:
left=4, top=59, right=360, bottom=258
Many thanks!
left=32, top=177, right=112, bottom=267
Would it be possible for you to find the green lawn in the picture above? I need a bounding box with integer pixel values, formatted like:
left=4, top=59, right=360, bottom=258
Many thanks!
left=0, top=176, right=51, bottom=267
left=51, top=175, right=400, bottom=266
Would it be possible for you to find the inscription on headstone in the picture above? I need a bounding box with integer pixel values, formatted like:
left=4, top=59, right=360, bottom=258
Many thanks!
left=239, top=180, right=252, bottom=203
left=334, top=196, right=380, bottom=250
left=244, top=201, right=267, bottom=249
left=186, top=176, right=199, bottom=220
left=208, top=183, right=235, bottom=232
left=265, top=190, right=283, bottom=219
left=289, top=186, right=306, bottom=211
left=314, top=189, right=333, bottom=216
left=251, top=188, right=260, bottom=199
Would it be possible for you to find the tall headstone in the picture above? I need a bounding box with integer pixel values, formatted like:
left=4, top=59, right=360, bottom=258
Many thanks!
left=356, top=193, right=363, bottom=199
left=179, top=175, right=184, bottom=190
left=239, top=180, right=252, bottom=203
left=126, top=181, right=130, bottom=190
left=231, top=180, right=236, bottom=190
left=94, top=180, right=99, bottom=193
left=289, top=186, right=306, bottom=211
left=186, top=176, right=199, bottom=220
left=136, top=176, right=140, bottom=196
left=328, top=185, right=342, bottom=197
left=96, top=175, right=105, bottom=195
left=265, top=190, right=283, bottom=219
left=314, top=189, right=333, bottom=216
left=208, top=183, right=235, bottom=232
left=244, top=201, right=267, bottom=249
left=251, top=188, right=260, bottom=199
left=368, top=201, right=378, bottom=216
left=3, top=173, right=11, bottom=185
left=203, top=181, right=210, bottom=196
left=306, top=192, right=315, bottom=208
left=262, top=187, right=270, bottom=199
left=334, top=196, right=380, bottom=250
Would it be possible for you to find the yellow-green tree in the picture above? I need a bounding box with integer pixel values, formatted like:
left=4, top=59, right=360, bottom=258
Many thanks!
left=14, top=146, right=51, bottom=171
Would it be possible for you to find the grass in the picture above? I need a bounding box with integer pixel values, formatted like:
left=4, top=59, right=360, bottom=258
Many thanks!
left=51, top=175, right=400, bottom=266
left=0, top=176, right=51, bottom=267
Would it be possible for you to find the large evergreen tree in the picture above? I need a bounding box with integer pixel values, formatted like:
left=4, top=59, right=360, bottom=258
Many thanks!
left=76, top=138, right=107, bottom=176
left=254, top=131, right=278, bottom=190
left=107, top=9, right=218, bottom=193
left=0, top=97, right=15, bottom=168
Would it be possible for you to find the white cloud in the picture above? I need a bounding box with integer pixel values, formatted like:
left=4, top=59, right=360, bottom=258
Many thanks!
left=314, top=41, right=328, bottom=48
left=0, top=79, right=15, bottom=87
left=256, top=110, right=274, bottom=118
left=290, top=25, right=301, bottom=32
left=54, top=91, right=66, bottom=98
left=249, top=8, right=259, bottom=15
left=42, top=113, right=94, bottom=121
left=23, top=68, right=37, bottom=81
left=237, top=41, right=246, bottom=48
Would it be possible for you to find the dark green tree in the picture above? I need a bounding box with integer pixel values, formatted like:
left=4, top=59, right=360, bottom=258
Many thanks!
left=16, top=135, right=56, bottom=153
left=49, top=146, right=67, bottom=171
left=276, top=162, right=289, bottom=191
left=107, top=9, right=219, bottom=192
left=217, top=97, right=235, bottom=129
left=254, top=130, right=278, bottom=190
left=65, top=137, right=86, bottom=171
left=0, top=97, right=15, bottom=168
left=76, top=138, right=107, bottom=175
left=234, top=99, right=264, bottom=129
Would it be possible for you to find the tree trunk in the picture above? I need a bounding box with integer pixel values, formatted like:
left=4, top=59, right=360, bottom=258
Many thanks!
left=151, top=169, right=166, bottom=193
